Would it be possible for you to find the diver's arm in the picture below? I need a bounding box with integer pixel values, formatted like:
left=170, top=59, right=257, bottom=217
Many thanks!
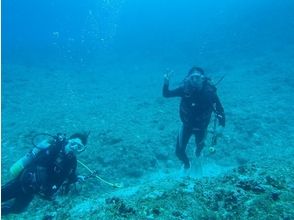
left=67, top=158, right=78, bottom=184
left=162, top=84, right=184, bottom=98
left=162, top=72, right=184, bottom=97
left=214, top=95, right=225, bottom=127
left=59, top=158, right=78, bottom=195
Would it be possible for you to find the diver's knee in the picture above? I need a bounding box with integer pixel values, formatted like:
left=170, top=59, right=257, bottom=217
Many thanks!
left=195, top=143, right=205, bottom=157
left=1, top=203, right=11, bottom=216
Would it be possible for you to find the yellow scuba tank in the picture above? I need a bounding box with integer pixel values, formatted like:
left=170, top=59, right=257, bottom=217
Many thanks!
left=9, top=148, right=41, bottom=178
left=10, top=139, right=50, bottom=178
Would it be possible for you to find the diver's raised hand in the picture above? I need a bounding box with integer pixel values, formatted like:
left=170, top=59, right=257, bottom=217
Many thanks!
left=163, top=70, right=173, bottom=85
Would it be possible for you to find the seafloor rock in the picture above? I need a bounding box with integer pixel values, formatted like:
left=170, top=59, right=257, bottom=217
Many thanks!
left=105, top=197, right=136, bottom=218
left=236, top=178, right=266, bottom=193
left=3, top=161, right=294, bottom=219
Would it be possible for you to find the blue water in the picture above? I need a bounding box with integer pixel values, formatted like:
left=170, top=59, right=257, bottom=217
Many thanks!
left=2, top=0, right=294, bottom=218
left=3, top=0, right=294, bottom=66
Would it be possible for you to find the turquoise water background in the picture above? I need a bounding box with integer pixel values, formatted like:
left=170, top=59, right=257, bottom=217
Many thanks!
left=3, top=0, right=294, bottom=66
left=2, top=0, right=294, bottom=219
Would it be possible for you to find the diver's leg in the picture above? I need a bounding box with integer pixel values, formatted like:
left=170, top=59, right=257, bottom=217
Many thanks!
left=176, top=125, right=192, bottom=169
left=1, top=178, right=23, bottom=202
left=1, top=201, right=14, bottom=215
left=2, top=193, right=34, bottom=215
left=12, top=193, right=34, bottom=214
left=2, top=169, right=38, bottom=215
left=1, top=176, right=35, bottom=215
left=195, top=128, right=207, bottom=157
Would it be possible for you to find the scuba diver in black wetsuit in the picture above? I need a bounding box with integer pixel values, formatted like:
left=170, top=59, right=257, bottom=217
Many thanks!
left=162, top=66, right=225, bottom=169
left=1, top=132, right=89, bottom=216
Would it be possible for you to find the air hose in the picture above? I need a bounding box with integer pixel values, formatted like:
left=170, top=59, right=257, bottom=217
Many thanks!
left=77, top=160, right=123, bottom=188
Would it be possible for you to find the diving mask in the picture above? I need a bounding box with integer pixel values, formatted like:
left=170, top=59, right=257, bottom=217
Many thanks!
left=66, top=138, right=86, bottom=154
left=189, top=73, right=204, bottom=89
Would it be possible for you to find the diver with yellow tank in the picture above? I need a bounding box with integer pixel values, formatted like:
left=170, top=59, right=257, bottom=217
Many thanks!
left=1, top=132, right=89, bottom=215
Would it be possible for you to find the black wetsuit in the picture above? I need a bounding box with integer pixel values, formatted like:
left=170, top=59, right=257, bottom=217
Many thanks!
left=1, top=135, right=78, bottom=215
left=163, top=79, right=225, bottom=168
